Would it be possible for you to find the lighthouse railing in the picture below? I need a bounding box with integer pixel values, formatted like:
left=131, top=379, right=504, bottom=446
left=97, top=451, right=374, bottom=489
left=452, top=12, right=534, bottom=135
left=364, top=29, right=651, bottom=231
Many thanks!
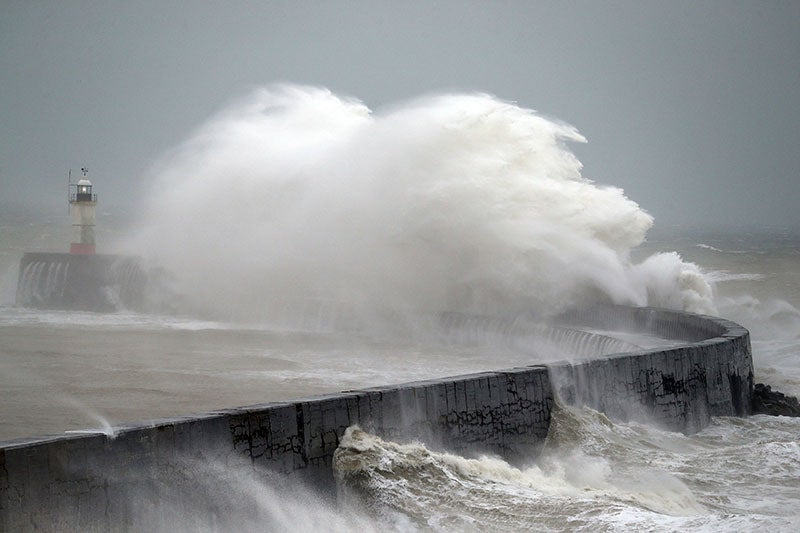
left=69, top=193, right=98, bottom=202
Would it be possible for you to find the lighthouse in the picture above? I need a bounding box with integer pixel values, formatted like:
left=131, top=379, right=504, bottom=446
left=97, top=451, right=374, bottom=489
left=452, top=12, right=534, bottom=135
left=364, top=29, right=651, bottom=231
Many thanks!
left=15, top=168, right=147, bottom=311
left=69, top=168, right=97, bottom=255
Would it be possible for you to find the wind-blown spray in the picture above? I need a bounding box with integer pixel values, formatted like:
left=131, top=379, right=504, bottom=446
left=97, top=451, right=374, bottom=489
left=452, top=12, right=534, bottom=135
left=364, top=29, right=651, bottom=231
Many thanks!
left=130, top=85, right=714, bottom=325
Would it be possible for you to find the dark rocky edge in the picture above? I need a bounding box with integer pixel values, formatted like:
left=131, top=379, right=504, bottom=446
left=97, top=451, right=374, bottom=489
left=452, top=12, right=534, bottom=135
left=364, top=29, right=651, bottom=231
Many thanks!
left=752, top=383, right=800, bottom=417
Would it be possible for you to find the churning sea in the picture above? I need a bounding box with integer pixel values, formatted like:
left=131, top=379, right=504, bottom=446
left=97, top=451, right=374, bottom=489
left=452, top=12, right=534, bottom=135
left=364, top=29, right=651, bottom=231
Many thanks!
left=1, top=210, right=799, bottom=531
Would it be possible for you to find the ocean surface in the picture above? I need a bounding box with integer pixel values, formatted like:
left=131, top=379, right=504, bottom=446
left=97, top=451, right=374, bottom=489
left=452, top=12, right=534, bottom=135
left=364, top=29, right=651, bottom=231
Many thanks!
left=1, top=88, right=798, bottom=530
left=1, top=212, right=799, bottom=531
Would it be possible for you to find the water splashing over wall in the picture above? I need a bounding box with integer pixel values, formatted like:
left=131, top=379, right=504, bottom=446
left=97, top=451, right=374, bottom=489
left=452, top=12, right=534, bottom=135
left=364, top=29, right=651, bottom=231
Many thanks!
left=129, top=85, right=714, bottom=326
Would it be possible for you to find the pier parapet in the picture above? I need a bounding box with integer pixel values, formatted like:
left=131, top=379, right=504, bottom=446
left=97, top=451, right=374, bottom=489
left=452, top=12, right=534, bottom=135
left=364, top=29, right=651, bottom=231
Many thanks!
left=0, top=305, right=753, bottom=529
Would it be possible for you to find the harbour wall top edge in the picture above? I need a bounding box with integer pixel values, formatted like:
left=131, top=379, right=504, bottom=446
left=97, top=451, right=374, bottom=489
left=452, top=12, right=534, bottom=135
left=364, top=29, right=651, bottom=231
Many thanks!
left=0, top=305, right=754, bottom=529
left=0, top=304, right=749, bottom=452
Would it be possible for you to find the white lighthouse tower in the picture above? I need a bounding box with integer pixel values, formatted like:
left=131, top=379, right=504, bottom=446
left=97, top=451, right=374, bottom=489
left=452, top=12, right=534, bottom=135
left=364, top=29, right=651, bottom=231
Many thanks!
left=68, top=168, right=97, bottom=255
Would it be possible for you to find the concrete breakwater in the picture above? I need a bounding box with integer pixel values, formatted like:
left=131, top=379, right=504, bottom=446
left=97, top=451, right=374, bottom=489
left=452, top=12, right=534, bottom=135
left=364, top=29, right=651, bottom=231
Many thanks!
left=0, top=306, right=753, bottom=530
left=15, top=252, right=146, bottom=312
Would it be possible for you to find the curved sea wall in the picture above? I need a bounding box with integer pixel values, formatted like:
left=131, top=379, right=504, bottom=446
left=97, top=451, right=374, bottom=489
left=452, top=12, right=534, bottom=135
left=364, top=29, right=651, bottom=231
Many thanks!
left=0, top=306, right=753, bottom=530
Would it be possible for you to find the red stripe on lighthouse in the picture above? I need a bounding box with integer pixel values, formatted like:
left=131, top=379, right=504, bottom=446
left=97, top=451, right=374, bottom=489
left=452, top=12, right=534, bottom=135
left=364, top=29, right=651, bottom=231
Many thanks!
left=70, top=243, right=96, bottom=255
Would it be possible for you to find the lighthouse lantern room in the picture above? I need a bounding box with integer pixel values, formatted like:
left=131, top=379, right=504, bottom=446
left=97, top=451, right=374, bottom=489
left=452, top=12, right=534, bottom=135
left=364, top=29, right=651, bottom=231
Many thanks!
left=68, top=168, right=97, bottom=255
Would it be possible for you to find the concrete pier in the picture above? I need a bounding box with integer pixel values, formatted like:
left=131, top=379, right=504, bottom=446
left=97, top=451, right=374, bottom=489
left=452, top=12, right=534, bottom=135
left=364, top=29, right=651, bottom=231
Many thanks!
left=15, top=252, right=145, bottom=312
left=0, top=305, right=753, bottom=530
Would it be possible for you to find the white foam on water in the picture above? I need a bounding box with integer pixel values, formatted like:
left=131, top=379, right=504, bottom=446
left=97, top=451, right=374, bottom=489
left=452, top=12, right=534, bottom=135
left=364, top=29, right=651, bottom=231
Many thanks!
left=705, top=270, right=766, bottom=283
left=332, top=405, right=800, bottom=531
left=0, top=305, right=231, bottom=331
left=696, top=243, right=724, bottom=252
left=334, top=423, right=706, bottom=531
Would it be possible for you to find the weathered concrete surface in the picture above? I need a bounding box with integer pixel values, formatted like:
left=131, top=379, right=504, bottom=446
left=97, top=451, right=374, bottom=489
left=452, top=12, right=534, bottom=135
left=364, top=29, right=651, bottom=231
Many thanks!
left=0, top=306, right=753, bottom=530
left=552, top=306, right=753, bottom=433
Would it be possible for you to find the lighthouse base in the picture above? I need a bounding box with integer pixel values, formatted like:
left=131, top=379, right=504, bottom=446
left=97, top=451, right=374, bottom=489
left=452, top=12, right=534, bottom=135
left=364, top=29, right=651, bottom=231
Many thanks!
left=15, top=253, right=145, bottom=312
left=69, top=243, right=96, bottom=255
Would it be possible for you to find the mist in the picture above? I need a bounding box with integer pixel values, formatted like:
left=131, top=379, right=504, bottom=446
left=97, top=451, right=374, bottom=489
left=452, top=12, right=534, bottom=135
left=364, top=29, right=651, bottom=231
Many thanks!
left=2, top=2, right=798, bottom=230
left=128, top=85, right=713, bottom=327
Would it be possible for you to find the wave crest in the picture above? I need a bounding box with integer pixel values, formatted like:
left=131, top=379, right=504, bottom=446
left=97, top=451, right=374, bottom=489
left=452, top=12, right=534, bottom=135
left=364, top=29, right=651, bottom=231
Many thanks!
left=130, top=84, right=713, bottom=323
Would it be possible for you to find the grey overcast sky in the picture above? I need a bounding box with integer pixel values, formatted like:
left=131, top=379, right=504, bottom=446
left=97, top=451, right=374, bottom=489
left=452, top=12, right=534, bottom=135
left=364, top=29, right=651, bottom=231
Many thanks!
left=1, top=0, right=798, bottom=229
